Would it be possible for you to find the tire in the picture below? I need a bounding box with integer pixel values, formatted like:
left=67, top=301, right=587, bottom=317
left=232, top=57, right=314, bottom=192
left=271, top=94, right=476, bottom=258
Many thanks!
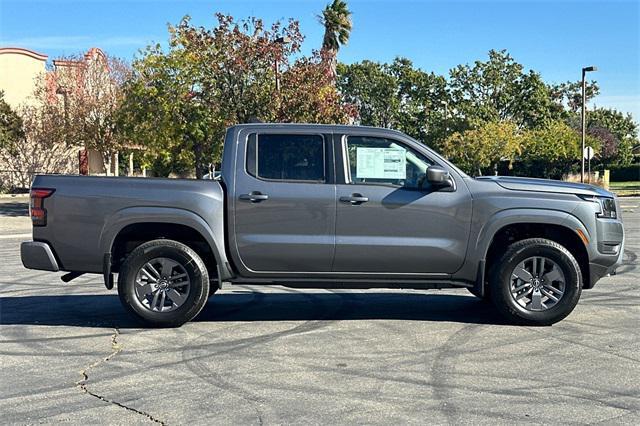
left=117, top=239, right=210, bottom=327
left=489, top=238, right=582, bottom=326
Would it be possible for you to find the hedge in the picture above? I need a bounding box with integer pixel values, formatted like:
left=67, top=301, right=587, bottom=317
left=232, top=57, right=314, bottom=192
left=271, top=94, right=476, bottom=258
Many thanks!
left=609, top=164, right=640, bottom=181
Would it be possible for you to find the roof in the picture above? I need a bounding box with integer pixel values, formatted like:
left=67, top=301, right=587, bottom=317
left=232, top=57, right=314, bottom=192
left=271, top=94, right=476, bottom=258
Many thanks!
left=228, top=122, right=408, bottom=137
left=0, top=47, right=48, bottom=61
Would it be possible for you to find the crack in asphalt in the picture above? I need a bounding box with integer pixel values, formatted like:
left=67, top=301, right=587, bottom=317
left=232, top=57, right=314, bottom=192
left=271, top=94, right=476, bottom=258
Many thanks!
left=75, top=328, right=165, bottom=425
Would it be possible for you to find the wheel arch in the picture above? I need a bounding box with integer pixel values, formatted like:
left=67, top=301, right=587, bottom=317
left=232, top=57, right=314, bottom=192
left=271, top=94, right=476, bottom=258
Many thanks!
left=480, top=211, right=590, bottom=291
left=100, top=207, right=232, bottom=281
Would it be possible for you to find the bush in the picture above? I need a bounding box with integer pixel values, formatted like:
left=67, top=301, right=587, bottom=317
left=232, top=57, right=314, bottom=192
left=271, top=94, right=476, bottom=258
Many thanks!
left=609, top=164, right=640, bottom=181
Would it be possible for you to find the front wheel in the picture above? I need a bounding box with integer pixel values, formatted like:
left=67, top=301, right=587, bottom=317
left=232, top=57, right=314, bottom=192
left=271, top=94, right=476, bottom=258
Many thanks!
left=489, top=238, right=582, bottom=326
left=117, top=239, right=210, bottom=327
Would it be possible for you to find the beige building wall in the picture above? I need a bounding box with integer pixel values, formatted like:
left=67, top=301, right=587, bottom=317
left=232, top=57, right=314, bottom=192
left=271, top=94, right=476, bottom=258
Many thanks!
left=0, top=47, right=48, bottom=109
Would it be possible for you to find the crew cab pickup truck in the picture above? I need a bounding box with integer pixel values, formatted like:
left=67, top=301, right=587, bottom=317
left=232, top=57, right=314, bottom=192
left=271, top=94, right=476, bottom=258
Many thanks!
left=21, top=124, right=625, bottom=327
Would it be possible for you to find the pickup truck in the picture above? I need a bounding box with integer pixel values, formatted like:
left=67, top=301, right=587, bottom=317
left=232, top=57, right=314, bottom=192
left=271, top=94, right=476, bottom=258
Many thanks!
left=21, top=124, right=625, bottom=327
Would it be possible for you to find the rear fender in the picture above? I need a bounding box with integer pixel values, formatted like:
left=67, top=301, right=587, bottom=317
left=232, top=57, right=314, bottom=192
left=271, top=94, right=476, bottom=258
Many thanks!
left=99, top=206, right=232, bottom=280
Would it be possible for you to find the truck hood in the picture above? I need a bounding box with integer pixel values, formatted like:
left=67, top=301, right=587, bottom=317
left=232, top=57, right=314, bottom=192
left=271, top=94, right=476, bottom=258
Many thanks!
left=476, top=176, right=614, bottom=197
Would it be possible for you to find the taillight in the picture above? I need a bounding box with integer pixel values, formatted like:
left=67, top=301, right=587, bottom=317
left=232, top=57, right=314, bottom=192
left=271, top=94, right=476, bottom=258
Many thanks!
left=30, top=188, right=55, bottom=226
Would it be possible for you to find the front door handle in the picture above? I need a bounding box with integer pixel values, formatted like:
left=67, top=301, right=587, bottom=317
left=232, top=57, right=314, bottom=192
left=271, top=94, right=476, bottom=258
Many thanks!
left=239, top=191, right=269, bottom=203
left=339, top=193, right=369, bottom=205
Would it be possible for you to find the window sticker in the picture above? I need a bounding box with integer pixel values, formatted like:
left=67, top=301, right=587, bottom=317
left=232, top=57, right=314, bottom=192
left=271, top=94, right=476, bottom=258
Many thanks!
left=356, top=147, right=406, bottom=179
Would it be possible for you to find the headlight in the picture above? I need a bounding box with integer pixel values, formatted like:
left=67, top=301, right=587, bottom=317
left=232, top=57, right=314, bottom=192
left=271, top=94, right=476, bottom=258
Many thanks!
left=579, top=195, right=617, bottom=219
left=598, top=197, right=617, bottom=219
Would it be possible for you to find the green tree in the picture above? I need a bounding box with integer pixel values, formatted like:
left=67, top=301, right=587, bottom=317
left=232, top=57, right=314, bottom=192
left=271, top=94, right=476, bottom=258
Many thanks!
left=548, top=80, right=600, bottom=113
left=337, top=58, right=448, bottom=147
left=318, top=0, right=352, bottom=77
left=441, top=120, right=523, bottom=176
left=0, top=91, right=24, bottom=152
left=519, top=120, right=600, bottom=179
left=337, top=60, right=401, bottom=128
left=449, top=49, right=559, bottom=129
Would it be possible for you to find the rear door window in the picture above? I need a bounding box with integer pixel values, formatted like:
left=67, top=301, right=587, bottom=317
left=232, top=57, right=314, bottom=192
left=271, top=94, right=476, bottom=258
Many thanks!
left=247, top=134, right=326, bottom=182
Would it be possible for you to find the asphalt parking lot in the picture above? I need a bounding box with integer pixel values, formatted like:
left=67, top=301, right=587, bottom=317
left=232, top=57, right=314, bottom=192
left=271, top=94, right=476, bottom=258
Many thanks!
left=1, top=196, right=638, bottom=424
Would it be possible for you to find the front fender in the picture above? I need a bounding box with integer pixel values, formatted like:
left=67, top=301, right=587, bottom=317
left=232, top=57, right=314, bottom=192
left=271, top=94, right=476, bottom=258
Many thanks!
left=99, top=206, right=232, bottom=279
left=475, top=208, right=588, bottom=259
left=455, top=207, right=589, bottom=283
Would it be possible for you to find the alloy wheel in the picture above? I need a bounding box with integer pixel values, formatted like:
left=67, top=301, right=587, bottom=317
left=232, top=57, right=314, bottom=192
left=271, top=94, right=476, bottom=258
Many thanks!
left=134, top=257, right=191, bottom=312
left=510, top=256, right=566, bottom=311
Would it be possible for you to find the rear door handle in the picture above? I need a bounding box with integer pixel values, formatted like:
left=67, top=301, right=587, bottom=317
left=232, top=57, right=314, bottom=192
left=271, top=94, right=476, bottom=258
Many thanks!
left=239, top=191, right=269, bottom=202
left=339, top=193, right=369, bottom=205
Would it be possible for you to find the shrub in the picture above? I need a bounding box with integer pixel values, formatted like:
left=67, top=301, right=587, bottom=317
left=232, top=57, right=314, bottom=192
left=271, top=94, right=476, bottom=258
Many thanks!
left=609, top=164, right=640, bottom=181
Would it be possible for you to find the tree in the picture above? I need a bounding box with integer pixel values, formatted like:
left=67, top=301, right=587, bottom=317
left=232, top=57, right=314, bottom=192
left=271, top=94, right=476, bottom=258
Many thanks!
left=337, top=60, right=401, bottom=128
left=587, top=127, right=618, bottom=168
left=318, top=0, right=352, bottom=77
left=0, top=91, right=24, bottom=154
left=120, top=14, right=352, bottom=178
left=280, top=52, right=356, bottom=123
left=549, top=80, right=600, bottom=113
left=118, top=41, right=220, bottom=178
left=519, top=120, right=600, bottom=179
left=32, top=50, right=130, bottom=174
left=0, top=103, right=78, bottom=190
left=587, top=107, right=637, bottom=166
left=449, top=50, right=560, bottom=129
left=441, top=120, right=523, bottom=176
left=337, top=58, right=448, bottom=147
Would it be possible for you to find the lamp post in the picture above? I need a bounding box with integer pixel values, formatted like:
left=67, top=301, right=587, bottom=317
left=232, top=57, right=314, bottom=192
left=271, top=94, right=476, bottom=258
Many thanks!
left=56, top=86, right=69, bottom=123
left=273, top=36, right=291, bottom=94
left=441, top=100, right=449, bottom=139
left=581, top=66, right=597, bottom=183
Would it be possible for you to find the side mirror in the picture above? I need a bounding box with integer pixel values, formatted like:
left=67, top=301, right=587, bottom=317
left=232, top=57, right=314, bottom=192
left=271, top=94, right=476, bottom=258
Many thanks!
left=426, top=165, right=452, bottom=187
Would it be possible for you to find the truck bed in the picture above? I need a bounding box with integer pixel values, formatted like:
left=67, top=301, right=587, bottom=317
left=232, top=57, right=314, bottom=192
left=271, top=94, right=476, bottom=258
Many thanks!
left=29, top=175, right=225, bottom=273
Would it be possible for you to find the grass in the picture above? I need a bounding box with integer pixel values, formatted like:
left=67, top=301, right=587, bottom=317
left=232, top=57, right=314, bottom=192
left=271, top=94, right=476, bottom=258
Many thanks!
left=609, top=181, right=640, bottom=197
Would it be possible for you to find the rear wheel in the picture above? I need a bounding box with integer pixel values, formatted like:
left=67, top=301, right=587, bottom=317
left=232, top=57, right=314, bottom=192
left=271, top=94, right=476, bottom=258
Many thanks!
left=489, top=238, right=582, bottom=326
left=117, top=239, right=210, bottom=327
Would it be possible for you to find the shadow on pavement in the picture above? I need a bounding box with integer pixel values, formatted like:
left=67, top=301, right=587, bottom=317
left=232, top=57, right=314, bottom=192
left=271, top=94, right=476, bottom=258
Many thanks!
left=0, top=202, right=29, bottom=217
left=0, top=291, right=505, bottom=328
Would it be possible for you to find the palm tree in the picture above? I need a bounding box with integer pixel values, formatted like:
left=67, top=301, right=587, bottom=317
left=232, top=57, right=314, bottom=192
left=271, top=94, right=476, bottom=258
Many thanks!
left=318, top=0, right=352, bottom=78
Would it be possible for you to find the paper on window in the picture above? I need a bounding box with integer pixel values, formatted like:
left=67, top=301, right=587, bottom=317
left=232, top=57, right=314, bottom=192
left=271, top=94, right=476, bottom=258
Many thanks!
left=356, top=147, right=406, bottom=179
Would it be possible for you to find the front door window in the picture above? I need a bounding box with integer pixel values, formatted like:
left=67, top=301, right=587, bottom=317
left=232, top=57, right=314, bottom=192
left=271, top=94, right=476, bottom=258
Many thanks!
left=344, top=136, right=433, bottom=189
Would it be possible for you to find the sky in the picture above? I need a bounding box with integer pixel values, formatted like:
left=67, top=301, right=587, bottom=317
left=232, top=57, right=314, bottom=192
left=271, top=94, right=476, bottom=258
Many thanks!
left=1, top=0, right=639, bottom=120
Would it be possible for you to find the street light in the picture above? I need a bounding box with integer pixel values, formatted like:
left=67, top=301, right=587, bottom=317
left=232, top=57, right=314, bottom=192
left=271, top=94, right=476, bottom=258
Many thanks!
left=441, top=100, right=449, bottom=139
left=581, top=65, right=597, bottom=183
left=273, top=36, right=291, bottom=94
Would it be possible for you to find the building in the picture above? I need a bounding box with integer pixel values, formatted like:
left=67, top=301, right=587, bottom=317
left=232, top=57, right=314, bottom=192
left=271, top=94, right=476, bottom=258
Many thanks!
left=0, top=47, right=48, bottom=109
left=1, top=46, right=117, bottom=189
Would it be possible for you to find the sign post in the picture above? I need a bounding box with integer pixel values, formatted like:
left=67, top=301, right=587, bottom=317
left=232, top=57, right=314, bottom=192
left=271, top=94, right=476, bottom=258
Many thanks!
left=583, top=146, right=595, bottom=183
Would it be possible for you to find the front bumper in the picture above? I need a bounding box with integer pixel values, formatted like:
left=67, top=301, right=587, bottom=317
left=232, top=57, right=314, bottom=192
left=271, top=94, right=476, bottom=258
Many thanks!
left=585, top=218, right=625, bottom=289
left=21, top=241, right=59, bottom=272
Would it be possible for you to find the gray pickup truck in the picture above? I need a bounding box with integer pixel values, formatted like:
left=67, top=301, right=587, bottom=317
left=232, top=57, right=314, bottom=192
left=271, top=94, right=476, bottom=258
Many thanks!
left=21, top=124, right=624, bottom=327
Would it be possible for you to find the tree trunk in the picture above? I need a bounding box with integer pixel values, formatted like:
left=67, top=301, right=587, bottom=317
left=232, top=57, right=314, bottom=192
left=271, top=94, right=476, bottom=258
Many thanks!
left=193, top=140, right=205, bottom=179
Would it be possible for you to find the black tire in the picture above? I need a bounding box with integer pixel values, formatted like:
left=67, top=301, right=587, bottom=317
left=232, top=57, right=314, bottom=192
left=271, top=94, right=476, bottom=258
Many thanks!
left=117, top=239, right=210, bottom=327
left=489, top=238, right=582, bottom=326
